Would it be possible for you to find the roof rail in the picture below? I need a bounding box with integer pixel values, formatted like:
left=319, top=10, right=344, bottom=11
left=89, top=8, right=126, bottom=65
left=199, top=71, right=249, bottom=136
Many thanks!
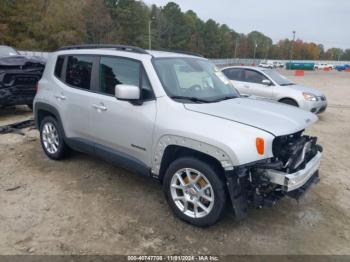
left=159, top=49, right=204, bottom=57
left=56, top=44, right=149, bottom=55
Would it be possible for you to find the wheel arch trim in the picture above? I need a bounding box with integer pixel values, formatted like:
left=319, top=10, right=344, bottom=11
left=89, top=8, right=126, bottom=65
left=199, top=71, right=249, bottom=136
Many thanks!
left=151, top=135, right=234, bottom=176
left=278, top=97, right=300, bottom=107
left=34, top=102, right=65, bottom=135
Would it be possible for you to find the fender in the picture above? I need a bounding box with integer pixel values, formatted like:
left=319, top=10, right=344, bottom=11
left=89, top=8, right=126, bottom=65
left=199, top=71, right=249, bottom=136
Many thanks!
left=151, top=135, right=234, bottom=176
left=34, top=102, right=93, bottom=154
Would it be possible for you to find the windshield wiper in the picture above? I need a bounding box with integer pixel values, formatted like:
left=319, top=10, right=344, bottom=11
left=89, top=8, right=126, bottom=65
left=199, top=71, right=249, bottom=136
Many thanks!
left=280, top=83, right=295, bottom=86
left=212, top=96, right=238, bottom=102
left=169, top=96, right=211, bottom=103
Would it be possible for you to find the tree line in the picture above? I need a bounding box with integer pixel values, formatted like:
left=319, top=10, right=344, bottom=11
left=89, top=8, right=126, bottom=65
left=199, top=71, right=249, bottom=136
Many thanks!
left=0, top=0, right=349, bottom=60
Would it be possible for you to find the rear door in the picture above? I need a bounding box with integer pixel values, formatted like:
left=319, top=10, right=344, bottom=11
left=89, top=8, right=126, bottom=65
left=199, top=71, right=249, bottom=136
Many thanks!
left=55, top=55, right=99, bottom=152
left=241, top=69, right=273, bottom=99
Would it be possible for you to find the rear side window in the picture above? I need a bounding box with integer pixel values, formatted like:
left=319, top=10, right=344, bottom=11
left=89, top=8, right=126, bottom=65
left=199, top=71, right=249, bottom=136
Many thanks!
left=54, top=56, right=65, bottom=79
left=66, top=55, right=94, bottom=90
left=99, top=56, right=154, bottom=99
left=222, top=68, right=243, bottom=81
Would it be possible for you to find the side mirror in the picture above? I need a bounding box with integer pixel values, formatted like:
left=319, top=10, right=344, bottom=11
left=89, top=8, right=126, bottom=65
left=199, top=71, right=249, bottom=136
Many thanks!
left=262, top=79, right=272, bottom=86
left=115, top=84, right=141, bottom=103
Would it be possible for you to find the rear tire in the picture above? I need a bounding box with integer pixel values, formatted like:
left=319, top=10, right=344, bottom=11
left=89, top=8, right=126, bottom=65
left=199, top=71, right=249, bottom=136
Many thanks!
left=279, top=98, right=298, bottom=107
left=163, top=157, right=227, bottom=227
left=39, top=116, right=70, bottom=160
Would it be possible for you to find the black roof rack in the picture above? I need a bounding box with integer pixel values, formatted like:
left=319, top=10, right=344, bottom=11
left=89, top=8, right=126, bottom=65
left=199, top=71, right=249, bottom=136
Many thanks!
left=56, top=44, right=149, bottom=55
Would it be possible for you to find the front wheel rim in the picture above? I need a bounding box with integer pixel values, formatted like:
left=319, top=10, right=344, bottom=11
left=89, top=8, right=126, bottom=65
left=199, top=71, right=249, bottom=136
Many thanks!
left=170, top=168, right=215, bottom=218
left=42, top=122, right=59, bottom=154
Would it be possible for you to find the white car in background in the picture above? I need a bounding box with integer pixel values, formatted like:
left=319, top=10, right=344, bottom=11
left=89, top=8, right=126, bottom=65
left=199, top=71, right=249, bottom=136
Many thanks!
left=258, top=61, right=274, bottom=69
left=273, top=61, right=284, bottom=68
left=221, top=66, right=327, bottom=114
left=314, top=63, right=334, bottom=70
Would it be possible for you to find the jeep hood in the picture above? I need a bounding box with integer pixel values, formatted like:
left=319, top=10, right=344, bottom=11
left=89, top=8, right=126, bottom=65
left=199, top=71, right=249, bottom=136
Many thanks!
left=184, top=98, right=318, bottom=136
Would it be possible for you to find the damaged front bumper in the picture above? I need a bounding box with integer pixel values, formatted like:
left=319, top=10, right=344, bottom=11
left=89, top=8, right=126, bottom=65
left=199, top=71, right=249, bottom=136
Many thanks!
left=265, top=152, right=321, bottom=192
left=225, top=133, right=322, bottom=220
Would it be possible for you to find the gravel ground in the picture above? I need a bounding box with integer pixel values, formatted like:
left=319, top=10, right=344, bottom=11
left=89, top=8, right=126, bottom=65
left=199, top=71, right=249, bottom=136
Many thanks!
left=0, top=70, right=350, bottom=255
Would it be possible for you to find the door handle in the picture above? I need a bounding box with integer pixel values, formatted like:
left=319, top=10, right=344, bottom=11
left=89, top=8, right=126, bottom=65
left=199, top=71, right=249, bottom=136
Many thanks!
left=55, top=94, right=66, bottom=100
left=92, top=104, right=107, bottom=111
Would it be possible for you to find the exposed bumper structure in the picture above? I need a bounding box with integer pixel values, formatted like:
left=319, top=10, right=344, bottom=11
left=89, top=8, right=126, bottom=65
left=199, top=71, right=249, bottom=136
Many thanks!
left=265, top=152, right=322, bottom=192
left=225, top=133, right=322, bottom=220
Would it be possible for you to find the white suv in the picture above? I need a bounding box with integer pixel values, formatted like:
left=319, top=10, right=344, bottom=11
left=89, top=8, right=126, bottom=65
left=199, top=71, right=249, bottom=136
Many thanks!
left=34, top=45, right=322, bottom=227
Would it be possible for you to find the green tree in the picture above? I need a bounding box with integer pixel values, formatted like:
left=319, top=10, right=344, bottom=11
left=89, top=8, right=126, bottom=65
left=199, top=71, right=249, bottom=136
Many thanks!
left=202, top=19, right=221, bottom=57
left=218, top=24, right=235, bottom=58
left=107, top=0, right=150, bottom=48
left=159, top=2, right=191, bottom=50
left=324, top=48, right=343, bottom=61
left=184, top=10, right=204, bottom=53
left=247, top=31, right=272, bottom=59
left=0, top=0, right=348, bottom=59
left=84, top=0, right=114, bottom=44
left=342, top=49, right=350, bottom=61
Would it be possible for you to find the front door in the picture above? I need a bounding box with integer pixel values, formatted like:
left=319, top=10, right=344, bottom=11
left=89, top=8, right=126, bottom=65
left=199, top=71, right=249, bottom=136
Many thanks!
left=242, top=69, right=273, bottom=99
left=89, top=56, right=157, bottom=167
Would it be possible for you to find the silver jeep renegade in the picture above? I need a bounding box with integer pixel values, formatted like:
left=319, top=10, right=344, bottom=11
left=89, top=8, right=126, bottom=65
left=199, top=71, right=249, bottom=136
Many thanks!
left=34, top=45, right=322, bottom=227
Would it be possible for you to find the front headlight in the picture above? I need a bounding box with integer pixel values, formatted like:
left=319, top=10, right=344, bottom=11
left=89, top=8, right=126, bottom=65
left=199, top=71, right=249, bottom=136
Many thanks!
left=303, top=92, right=318, bottom=101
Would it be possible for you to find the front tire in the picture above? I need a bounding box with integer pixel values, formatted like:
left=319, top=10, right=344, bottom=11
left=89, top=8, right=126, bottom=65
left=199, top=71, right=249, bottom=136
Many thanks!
left=163, top=157, right=227, bottom=227
left=40, top=116, right=70, bottom=160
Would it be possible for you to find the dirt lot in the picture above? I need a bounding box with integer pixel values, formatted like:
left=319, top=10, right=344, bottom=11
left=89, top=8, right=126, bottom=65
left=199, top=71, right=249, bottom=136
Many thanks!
left=0, top=70, right=350, bottom=255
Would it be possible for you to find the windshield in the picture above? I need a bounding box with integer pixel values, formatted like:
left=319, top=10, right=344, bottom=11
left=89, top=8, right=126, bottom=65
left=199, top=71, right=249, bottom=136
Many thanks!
left=0, top=46, right=19, bottom=57
left=153, top=57, right=239, bottom=102
left=262, top=69, right=295, bottom=86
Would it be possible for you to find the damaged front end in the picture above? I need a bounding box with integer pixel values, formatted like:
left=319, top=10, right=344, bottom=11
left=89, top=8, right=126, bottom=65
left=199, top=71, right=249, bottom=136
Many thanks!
left=226, top=131, right=322, bottom=220
left=0, top=56, right=45, bottom=107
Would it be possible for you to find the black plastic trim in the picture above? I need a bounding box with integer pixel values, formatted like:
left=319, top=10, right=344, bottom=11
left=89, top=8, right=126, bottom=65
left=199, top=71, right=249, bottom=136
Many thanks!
left=34, top=102, right=63, bottom=130
left=94, top=143, right=151, bottom=177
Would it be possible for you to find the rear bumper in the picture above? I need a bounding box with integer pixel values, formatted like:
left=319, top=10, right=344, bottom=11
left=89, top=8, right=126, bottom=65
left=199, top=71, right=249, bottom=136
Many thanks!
left=265, top=152, right=322, bottom=192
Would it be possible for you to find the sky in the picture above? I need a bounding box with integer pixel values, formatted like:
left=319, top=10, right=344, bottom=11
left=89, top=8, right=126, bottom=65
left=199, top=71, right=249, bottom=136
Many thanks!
left=142, top=0, right=350, bottom=49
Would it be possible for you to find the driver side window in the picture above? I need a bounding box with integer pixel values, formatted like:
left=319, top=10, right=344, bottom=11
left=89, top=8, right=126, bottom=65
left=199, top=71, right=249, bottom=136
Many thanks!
left=243, top=69, right=267, bottom=84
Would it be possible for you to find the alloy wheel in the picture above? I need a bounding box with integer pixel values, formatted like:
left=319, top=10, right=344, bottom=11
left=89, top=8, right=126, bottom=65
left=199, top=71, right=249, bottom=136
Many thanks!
left=170, top=168, right=215, bottom=218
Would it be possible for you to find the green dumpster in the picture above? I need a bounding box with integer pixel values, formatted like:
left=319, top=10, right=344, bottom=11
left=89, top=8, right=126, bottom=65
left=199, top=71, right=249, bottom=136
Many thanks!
left=286, top=62, right=315, bottom=70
